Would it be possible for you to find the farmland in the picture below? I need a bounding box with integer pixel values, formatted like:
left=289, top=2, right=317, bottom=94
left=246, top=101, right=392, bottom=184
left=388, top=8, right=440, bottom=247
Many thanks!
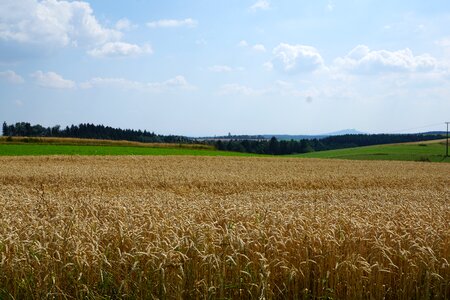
left=0, top=143, right=258, bottom=157
left=0, top=137, right=256, bottom=157
left=0, top=156, right=449, bottom=299
left=1, top=136, right=449, bottom=163
left=295, top=139, right=450, bottom=162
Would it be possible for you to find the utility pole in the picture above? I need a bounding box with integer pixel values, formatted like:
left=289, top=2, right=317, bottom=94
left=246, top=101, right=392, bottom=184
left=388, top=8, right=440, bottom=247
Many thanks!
left=446, top=122, right=449, bottom=157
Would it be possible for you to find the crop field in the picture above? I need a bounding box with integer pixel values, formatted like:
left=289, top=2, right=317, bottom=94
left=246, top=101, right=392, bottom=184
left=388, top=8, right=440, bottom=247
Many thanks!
left=0, top=136, right=215, bottom=150
left=0, top=156, right=449, bottom=299
left=0, top=137, right=258, bottom=157
left=295, top=139, right=450, bottom=162
left=0, top=143, right=259, bottom=157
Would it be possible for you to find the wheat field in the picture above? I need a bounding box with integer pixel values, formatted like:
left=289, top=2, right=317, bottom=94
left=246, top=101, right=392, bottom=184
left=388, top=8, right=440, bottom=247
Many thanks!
left=0, top=156, right=449, bottom=299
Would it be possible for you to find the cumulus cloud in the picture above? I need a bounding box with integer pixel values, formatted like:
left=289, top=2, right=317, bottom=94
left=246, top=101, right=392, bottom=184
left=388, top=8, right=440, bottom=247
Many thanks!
left=252, top=44, right=266, bottom=52
left=0, top=0, right=121, bottom=49
left=346, top=44, right=370, bottom=60
left=88, top=42, right=152, bottom=58
left=272, top=43, right=325, bottom=73
left=146, top=18, right=198, bottom=28
left=238, top=40, right=267, bottom=52
left=115, top=18, right=136, bottom=31
left=0, top=70, right=24, bottom=84
left=79, top=77, right=140, bottom=90
left=250, top=0, right=270, bottom=11
left=237, top=40, right=248, bottom=47
left=31, top=71, right=75, bottom=89
left=335, top=45, right=439, bottom=74
left=151, top=76, right=194, bottom=91
left=81, top=75, right=195, bottom=92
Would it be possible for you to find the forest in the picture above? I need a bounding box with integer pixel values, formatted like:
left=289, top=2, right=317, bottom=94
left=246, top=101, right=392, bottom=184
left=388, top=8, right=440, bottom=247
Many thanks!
left=2, top=122, right=191, bottom=144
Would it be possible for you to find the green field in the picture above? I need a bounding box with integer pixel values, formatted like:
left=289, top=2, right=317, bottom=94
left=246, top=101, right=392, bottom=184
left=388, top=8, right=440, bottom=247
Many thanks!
left=1, top=138, right=449, bottom=162
left=0, top=143, right=258, bottom=157
left=293, top=140, right=450, bottom=162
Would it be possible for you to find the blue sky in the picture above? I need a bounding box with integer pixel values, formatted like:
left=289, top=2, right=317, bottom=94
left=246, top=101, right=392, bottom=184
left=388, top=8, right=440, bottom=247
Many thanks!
left=0, top=0, right=449, bottom=135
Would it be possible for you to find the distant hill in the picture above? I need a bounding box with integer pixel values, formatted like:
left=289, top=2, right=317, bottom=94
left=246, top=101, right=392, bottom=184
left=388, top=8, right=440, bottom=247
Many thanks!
left=324, top=129, right=366, bottom=136
left=419, top=131, right=446, bottom=135
left=260, top=134, right=324, bottom=140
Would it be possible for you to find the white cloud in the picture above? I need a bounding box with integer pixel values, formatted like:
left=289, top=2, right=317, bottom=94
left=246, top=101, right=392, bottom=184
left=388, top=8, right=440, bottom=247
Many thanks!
left=250, top=0, right=270, bottom=11
left=150, top=76, right=195, bottom=91
left=88, top=42, right=152, bottom=58
left=208, top=65, right=244, bottom=73
left=218, top=79, right=356, bottom=100
left=335, top=45, right=439, bottom=74
left=272, top=43, right=325, bottom=73
left=237, top=40, right=248, bottom=47
left=0, top=0, right=121, bottom=48
left=263, top=61, right=273, bottom=71
left=31, top=71, right=75, bottom=89
left=115, top=18, right=136, bottom=31
left=81, top=75, right=195, bottom=92
left=79, top=77, right=140, bottom=90
left=0, top=70, right=24, bottom=84
left=238, top=40, right=266, bottom=52
left=146, top=18, right=198, bottom=28
left=347, top=45, right=370, bottom=60
left=436, top=38, right=450, bottom=59
left=252, top=44, right=266, bottom=52
left=436, top=38, right=450, bottom=48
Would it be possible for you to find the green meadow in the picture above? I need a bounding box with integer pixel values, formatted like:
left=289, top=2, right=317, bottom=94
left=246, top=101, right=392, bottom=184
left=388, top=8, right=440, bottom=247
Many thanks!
left=0, top=143, right=257, bottom=157
left=293, top=141, right=450, bottom=162
left=1, top=137, right=448, bottom=162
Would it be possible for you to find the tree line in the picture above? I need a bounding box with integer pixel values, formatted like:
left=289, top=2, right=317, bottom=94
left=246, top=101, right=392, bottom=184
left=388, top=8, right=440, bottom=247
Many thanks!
left=2, top=121, right=443, bottom=155
left=214, top=137, right=317, bottom=155
left=320, top=134, right=440, bottom=148
left=2, top=122, right=191, bottom=144
left=212, top=134, right=443, bottom=155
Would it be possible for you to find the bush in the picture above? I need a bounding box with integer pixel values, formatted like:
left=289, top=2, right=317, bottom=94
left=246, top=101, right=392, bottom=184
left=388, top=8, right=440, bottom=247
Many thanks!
left=416, top=156, right=431, bottom=162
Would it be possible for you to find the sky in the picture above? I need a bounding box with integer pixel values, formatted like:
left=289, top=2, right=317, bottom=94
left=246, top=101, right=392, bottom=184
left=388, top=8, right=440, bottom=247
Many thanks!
left=0, top=0, right=449, bottom=136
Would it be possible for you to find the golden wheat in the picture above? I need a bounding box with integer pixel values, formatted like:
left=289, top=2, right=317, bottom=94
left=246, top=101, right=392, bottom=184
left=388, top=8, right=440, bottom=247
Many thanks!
left=0, top=156, right=449, bottom=299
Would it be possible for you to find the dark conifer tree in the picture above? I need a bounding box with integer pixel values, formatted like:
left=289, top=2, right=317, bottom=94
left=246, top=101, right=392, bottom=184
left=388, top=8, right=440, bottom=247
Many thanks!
left=2, top=121, right=8, bottom=136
